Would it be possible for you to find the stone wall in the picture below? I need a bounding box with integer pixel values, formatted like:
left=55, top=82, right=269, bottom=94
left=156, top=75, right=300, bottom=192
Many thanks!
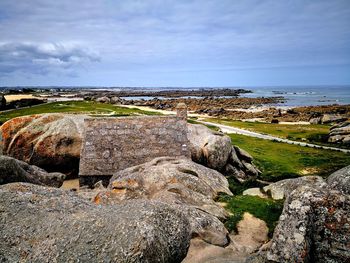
left=79, top=115, right=190, bottom=186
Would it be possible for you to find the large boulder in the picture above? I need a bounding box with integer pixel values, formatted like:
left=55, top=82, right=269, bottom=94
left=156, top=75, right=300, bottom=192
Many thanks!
left=263, top=176, right=327, bottom=200
left=0, top=183, right=191, bottom=263
left=187, top=123, right=260, bottom=182
left=0, top=155, right=65, bottom=187
left=266, top=185, right=350, bottom=263
left=327, top=165, right=350, bottom=195
left=0, top=113, right=86, bottom=176
left=328, top=121, right=350, bottom=144
left=94, top=156, right=232, bottom=246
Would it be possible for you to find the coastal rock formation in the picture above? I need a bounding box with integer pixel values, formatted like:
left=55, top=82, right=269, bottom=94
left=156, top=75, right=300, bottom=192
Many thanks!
left=263, top=176, right=327, bottom=200
left=0, top=155, right=65, bottom=187
left=1, top=114, right=260, bottom=183
left=0, top=183, right=191, bottom=263
left=327, top=165, right=350, bottom=195
left=188, top=124, right=260, bottom=182
left=94, top=157, right=232, bottom=246
left=0, top=113, right=86, bottom=176
left=266, top=185, right=350, bottom=263
left=328, top=121, right=350, bottom=144
left=95, top=96, right=111, bottom=103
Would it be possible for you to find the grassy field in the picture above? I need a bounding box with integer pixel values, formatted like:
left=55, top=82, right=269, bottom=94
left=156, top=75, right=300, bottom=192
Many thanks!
left=204, top=118, right=333, bottom=146
left=229, top=133, right=350, bottom=182
left=0, top=101, right=158, bottom=123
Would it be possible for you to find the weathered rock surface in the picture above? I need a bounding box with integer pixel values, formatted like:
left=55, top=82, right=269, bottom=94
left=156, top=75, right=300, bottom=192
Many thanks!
left=183, top=213, right=268, bottom=263
left=94, top=156, right=232, bottom=246
left=266, top=185, right=350, bottom=263
left=95, top=96, right=111, bottom=103
left=327, top=165, right=350, bottom=195
left=0, top=183, right=191, bottom=263
left=0, top=155, right=65, bottom=187
left=187, top=123, right=260, bottom=182
left=243, top=188, right=268, bottom=199
left=0, top=113, right=86, bottom=176
left=328, top=121, right=350, bottom=144
left=263, top=176, right=327, bottom=200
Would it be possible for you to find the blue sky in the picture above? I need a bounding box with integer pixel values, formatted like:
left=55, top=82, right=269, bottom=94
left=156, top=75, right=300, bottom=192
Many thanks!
left=0, top=0, right=349, bottom=87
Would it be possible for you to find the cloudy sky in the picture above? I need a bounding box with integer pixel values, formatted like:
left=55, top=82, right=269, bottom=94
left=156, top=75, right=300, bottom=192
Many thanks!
left=0, top=0, right=349, bottom=87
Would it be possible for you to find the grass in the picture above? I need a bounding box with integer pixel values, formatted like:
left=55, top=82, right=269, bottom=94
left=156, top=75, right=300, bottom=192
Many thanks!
left=217, top=194, right=284, bottom=237
left=203, top=118, right=340, bottom=147
left=229, top=133, right=350, bottom=182
left=0, top=101, right=159, bottom=123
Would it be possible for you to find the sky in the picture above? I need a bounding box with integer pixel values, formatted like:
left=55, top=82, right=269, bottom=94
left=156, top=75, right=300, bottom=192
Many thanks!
left=0, top=0, right=349, bottom=87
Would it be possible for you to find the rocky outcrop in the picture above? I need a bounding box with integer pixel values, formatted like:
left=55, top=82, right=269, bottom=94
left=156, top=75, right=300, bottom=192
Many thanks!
left=95, top=96, right=111, bottom=103
left=0, top=155, right=65, bottom=187
left=310, top=114, right=348, bottom=125
left=0, top=114, right=86, bottom=176
left=187, top=124, right=260, bottom=182
left=1, top=114, right=260, bottom=183
left=248, top=166, right=350, bottom=263
left=0, top=183, right=191, bottom=263
left=94, top=157, right=232, bottom=246
left=266, top=185, right=349, bottom=263
left=328, top=121, right=350, bottom=144
left=327, top=165, right=350, bottom=195
left=263, top=176, right=327, bottom=200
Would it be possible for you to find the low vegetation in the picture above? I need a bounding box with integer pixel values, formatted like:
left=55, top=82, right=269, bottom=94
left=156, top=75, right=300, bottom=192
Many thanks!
left=203, top=118, right=341, bottom=147
left=0, top=101, right=158, bottom=123
left=218, top=194, right=284, bottom=237
left=229, top=133, right=350, bottom=182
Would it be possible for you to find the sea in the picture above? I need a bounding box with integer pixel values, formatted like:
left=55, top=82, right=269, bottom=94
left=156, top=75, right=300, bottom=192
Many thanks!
left=116, top=85, right=350, bottom=107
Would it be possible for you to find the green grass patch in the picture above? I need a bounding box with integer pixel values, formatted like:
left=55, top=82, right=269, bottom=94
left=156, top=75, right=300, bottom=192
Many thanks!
left=218, top=194, right=284, bottom=237
left=204, top=118, right=344, bottom=148
left=229, top=133, right=350, bottom=182
left=0, top=101, right=159, bottom=123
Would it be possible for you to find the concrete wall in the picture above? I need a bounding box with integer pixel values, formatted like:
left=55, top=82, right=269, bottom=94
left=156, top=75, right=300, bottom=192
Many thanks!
left=79, top=115, right=190, bottom=186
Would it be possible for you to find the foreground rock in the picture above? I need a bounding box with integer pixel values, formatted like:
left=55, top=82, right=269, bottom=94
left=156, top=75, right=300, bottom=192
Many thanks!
left=266, top=185, right=349, bottom=262
left=0, top=155, right=65, bottom=187
left=248, top=166, right=350, bottom=263
left=328, top=121, right=350, bottom=144
left=263, top=176, right=327, bottom=200
left=0, top=113, right=86, bottom=176
left=187, top=123, right=260, bottom=182
left=94, top=157, right=232, bottom=246
left=183, top=213, right=268, bottom=263
left=0, top=183, right=191, bottom=263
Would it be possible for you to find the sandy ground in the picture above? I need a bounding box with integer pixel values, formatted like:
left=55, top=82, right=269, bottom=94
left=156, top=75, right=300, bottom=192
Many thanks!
left=4, top=94, right=34, bottom=102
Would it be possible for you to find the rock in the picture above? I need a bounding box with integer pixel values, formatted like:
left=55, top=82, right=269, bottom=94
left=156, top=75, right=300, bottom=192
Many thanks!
left=187, top=124, right=260, bottom=182
left=243, top=188, right=268, bottom=199
left=110, top=96, right=122, bottom=104
left=95, top=156, right=232, bottom=246
left=0, top=183, right=191, bottom=263
left=328, top=121, right=350, bottom=144
left=321, top=114, right=347, bottom=124
left=95, top=96, right=110, bottom=103
left=234, top=146, right=253, bottom=162
left=266, top=185, right=350, bottom=263
left=309, top=116, right=321, bottom=124
left=187, top=123, right=232, bottom=171
left=263, top=176, right=327, bottom=200
left=0, top=94, right=6, bottom=110
left=327, top=165, right=350, bottom=195
left=182, top=213, right=268, bottom=263
left=0, top=114, right=86, bottom=176
left=0, top=155, right=65, bottom=187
